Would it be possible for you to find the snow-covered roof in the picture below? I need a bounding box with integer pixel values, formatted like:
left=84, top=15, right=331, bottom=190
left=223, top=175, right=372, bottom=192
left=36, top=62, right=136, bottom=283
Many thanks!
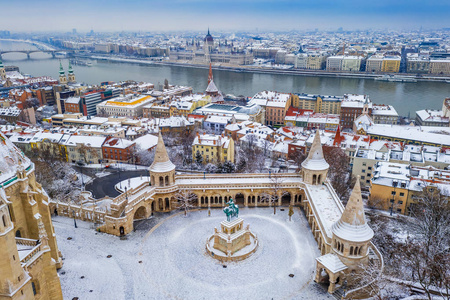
left=0, top=132, right=31, bottom=185
left=316, top=253, right=348, bottom=273
left=134, top=134, right=158, bottom=151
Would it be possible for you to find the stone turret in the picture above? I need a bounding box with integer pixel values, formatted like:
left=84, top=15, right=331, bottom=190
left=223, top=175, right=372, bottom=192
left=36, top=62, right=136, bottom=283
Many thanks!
left=149, top=132, right=176, bottom=187
left=331, top=176, right=374, bottom=269
left=301, top=130, right=329, bottom=185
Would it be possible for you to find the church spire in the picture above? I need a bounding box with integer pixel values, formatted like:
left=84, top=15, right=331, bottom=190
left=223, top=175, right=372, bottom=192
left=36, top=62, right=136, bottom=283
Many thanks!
left=208, top=62, right=213, bottom=84
left=301, top=130, right=329, bottom=171
left=68, top=60, right=73, bottom=74
left=149, top=131, right=175, bottom=173
left=59, top=60, right=65, bottom=76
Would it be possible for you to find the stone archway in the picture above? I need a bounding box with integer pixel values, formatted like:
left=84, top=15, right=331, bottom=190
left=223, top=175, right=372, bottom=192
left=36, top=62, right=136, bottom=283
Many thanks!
left=234, top=193, right=245, bottom=205
left=134, top=206, right=147, bottom=220
left=281, top=193, right=291, bottom=205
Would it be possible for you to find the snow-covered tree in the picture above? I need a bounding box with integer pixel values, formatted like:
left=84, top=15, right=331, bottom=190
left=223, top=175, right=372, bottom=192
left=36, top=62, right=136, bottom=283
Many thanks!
left=222, top=160, right=236, bottom=173
left=195, top=150, right=203, bottom=165
left=175, top=189, right=197, bottom=216
left=404, top=186, right=450, bottom=299
left=205, top=163, right=217, bottom=173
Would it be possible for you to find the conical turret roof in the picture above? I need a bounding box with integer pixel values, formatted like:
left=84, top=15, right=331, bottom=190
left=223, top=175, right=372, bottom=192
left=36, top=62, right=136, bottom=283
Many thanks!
left=332, top=176, right=374, bottom=242
left=149, top=132, right=175, bottom=173
left=301, top=130, right=329, bottom=171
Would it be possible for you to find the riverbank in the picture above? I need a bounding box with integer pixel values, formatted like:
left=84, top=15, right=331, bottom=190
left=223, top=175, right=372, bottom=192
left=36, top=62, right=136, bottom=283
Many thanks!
left=81, top=53, right=450, bottom=83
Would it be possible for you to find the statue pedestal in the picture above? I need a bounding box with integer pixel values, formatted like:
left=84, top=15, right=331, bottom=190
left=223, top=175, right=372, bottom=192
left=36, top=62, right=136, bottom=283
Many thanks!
left=206, top=217, right=258, bottom=262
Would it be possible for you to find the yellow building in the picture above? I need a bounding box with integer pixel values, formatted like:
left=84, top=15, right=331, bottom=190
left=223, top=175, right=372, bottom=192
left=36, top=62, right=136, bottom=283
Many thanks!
left=0, top=133, right=63, bottom=300
left=381, top=56, right=401, bottom=73
left=369, top=162, right=450, bottom=215
left=291, top=94, right=342, bottom=114
left=192, top=133, right=234, bottom=164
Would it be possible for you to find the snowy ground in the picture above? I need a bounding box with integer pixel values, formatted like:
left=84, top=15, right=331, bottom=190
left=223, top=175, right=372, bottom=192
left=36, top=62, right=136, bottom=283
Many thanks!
left=53, top=208, right=333, bottom=300
left=115, top=176, right=150, bottom=192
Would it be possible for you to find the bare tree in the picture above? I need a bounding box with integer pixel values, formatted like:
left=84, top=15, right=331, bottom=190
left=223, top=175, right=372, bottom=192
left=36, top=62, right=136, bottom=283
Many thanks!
left=261, top=174, right=289, bottom=214
left=175, top=189, right=197, bottom=216
left=322, top=146, right=353, bottom=202
left=404, top=186, right=450, bottom=300
left=288, top=147, right=306, bottom=172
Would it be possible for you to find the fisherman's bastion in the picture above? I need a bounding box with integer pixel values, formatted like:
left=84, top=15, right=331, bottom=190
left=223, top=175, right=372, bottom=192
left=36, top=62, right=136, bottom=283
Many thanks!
left=1, top=128, right=382, bottom=299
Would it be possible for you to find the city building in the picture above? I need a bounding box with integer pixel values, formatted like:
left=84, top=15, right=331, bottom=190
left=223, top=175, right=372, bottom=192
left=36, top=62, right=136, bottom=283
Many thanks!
left=169, top=30, right=253, bottom=65
left=291, top=94, right=342, bottom=115
left=339, top=94, right=372, bottom=129
left=102, top=137, right=136, bottom=164
left=429, top=59, right=450, bottom=75
left=0, top=132, right=63, bottom=300
left=381, top=56, right=401, bottom=73
left=192, top=133, right=234, bottom=164
left=96, top=94, right=154, bottom=118
left=365, top=55, right=384, bottom=72
left=369, top=162, right=450, bottom=215
left=371, top=104, right=398, bottom=125
left=415, top=109, right=449, bottom=127
left=81, top=88, right=121, bottom=116
left=63, top=135, right=106, bottom=164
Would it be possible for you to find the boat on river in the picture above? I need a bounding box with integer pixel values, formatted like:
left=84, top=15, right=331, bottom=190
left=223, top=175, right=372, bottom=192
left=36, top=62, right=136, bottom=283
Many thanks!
left=375, top=75, right=417, bottom=82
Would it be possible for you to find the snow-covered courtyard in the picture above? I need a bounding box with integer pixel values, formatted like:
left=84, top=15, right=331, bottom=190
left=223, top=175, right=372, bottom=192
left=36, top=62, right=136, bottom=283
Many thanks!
left=53, top=207, right=334, bottom=300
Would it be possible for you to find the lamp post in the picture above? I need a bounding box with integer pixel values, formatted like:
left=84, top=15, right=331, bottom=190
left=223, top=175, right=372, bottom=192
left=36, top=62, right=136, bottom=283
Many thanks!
left=80, top=166, right=84, bottom=191
left=72, top=210, right=77, bottom=228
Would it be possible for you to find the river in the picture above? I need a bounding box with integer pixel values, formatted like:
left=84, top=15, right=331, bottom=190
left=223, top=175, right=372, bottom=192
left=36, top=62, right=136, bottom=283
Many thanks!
left=1, top=40, right=449, bottom=117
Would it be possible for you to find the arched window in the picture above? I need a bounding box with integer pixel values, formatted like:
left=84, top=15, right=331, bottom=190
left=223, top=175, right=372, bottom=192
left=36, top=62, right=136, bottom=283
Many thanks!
left=2, top=214, right=6, bottom=227
left=354, top=246, right=358, bottom=256
left=312, top=174, right=317, bottom=185
left=337, top=242, right=341, bottom=252
left=159, top=176, right=164, bottom=187
left=165, top=175, right=169, bottom=186
left=15, top=230, right=21, bottom=238
left=350, top=246, right=354, bottom=256
left=317, top=175, right=322, bottom=184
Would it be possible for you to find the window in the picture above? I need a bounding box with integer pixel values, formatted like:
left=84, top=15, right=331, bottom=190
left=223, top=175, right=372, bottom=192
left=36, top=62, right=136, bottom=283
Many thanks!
left=399, top=192, right=404, bottom=197
left=398, top=201, right=403, bottom=204
left=362, top=169, right=366, bottom=173
left=391, top=191, right=396, bottom=196
left=390, top=199, right=394, bottom=203
left=368, top=166, right=372, bottom=170
left=361, top=176, right=365, bottom=179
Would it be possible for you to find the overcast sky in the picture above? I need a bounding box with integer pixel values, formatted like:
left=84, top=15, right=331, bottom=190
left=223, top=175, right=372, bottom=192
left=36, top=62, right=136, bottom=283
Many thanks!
left=2, top=0, right=449, bottom=32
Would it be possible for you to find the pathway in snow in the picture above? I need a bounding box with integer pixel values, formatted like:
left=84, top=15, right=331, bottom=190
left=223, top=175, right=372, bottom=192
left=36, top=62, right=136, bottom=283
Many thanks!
left=53, top=208, right=334, bottom=300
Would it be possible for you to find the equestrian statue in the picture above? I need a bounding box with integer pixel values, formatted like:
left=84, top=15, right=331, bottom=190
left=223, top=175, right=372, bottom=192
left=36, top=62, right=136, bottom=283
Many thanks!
left=223, top=198, right=239, bottom=221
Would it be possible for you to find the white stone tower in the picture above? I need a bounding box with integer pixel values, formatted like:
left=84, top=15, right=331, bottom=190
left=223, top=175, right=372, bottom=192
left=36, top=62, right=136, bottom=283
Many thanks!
left=149, top=131, right=176, bottom=187
left=301, top=130, right=329, bottom=185
left=331, top=176, right=374, bottom=270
